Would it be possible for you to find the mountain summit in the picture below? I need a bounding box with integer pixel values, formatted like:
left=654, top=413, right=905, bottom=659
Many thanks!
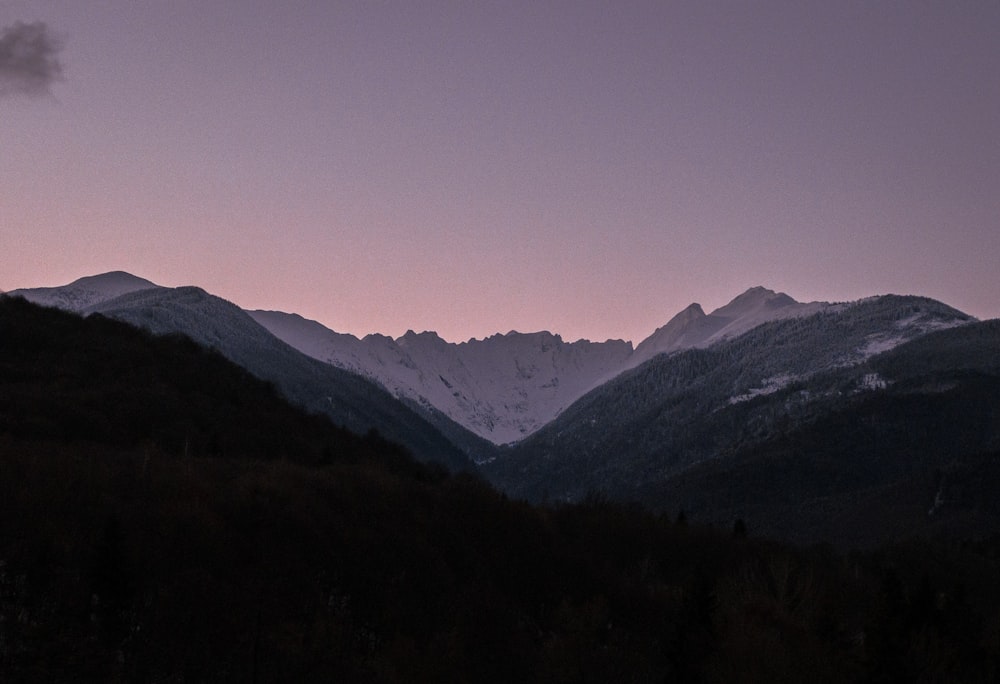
left=10, top=271, right=161, bottom=311
left=629, top=287, right=826, bottom=367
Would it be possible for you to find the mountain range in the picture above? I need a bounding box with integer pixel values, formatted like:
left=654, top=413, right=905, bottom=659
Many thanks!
left=11, top=272, right=846, bottom=448
left=246, top=286, right=840, bottom=446
left=8, top=271, right=997, bottom=546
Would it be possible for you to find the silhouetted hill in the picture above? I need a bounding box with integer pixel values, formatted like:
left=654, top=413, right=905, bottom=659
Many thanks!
left=0, top=295, right=425, bottom=472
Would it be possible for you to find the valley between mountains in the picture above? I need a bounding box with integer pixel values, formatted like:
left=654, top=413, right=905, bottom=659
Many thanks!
left=8, top=271, right=999, bottom=547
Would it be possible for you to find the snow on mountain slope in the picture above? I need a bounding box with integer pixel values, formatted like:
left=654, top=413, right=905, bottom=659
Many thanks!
left=8, top=271, right=161, bottom=311
left=485, top=294, right=978, bottom=505
left=849, top=303, right=974, bottom=362
left=248, top=309, right=634, bottom=445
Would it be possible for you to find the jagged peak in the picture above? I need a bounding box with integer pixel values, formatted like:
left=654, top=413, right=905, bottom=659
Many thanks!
left=645, top=302, right=705, bottom=336
left=675, top=302, right=706, bottom=320
left=725, top=285, right=790, bottom=305
left=397, top=329, right=447, bottom=347
left=506, top=330, right=562, bottom=341
left=741, top=285, right=776, bottom=296
left=457, top=330, right=566, bottom=345
left=711, top=286, right=798, bottom=318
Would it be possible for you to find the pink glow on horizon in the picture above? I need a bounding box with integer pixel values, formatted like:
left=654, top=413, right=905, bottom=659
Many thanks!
left=2, top=2, right=998, bottom=344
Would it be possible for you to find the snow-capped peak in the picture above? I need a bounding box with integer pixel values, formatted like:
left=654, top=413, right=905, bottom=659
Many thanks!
left=712, top=286, right=796, bottom=318
left=8, top=271, right=161, bottom=312
left=629, top=288, right=825, bottom=367
left=630, top=303, right=708, bottom=364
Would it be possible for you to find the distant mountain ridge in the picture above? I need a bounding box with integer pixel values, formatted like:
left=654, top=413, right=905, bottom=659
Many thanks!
left=247, top=286, right=841, bottom=444
left=10, top=272, right=975, bottom=449
left=248, top=310, right=634, bottom=445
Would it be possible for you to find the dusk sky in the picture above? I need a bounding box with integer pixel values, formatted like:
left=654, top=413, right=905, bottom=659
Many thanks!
left=2, top=1, right=998, bottom=344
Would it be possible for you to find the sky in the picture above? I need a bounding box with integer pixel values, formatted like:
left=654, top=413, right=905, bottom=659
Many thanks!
left=1, top=1, right=998, bottom=344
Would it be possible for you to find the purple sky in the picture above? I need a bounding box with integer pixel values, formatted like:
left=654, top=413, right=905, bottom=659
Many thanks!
left=2, top=1, right=998, bottom=343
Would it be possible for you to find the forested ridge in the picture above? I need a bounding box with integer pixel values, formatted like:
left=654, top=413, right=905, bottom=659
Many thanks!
left=2, top=296, right=999, bottom=682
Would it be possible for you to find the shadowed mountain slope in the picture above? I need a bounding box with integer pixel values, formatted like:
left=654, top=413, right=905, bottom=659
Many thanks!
left=78, top=286, right=477, bottom=471
left=485, top=296, right=981, bottom=538
left=0, top=295, right=423, bottom=472
left=493, top=318, right=999, bottom=547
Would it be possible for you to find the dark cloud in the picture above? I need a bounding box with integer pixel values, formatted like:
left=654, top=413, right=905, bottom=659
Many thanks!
left=0, top=21, right=64, bottom=98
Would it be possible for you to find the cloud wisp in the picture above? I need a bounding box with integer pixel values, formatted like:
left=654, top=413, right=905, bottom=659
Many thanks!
left=0, top=21, right=64, bottom=98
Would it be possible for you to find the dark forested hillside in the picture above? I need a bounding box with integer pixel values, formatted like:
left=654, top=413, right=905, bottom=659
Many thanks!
left=486, top=309, right=1000, bottom=548
left=638, top=321, right=1000, bottom=547
left=0, top=295, right=421, bottom=470
left=639, top=379, right=1000, bottom=547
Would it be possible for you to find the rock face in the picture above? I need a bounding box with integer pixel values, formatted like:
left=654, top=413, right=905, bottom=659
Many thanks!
left=248, top=310, right=634, bottom=445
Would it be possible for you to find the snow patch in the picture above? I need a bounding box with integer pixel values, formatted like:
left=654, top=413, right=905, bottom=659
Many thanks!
left=858, top=335, right=909, bottom=359
left=729, top=374, right=795, bottom=404
left=859, top=373, right=888, bottom=391
left=855, top=314, right=970, bottom=361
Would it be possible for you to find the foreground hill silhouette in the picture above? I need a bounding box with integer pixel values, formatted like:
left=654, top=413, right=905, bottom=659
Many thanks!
left=3, top=295, right=1000, bottom=682
left=0, top=295, right=419, bottom=471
